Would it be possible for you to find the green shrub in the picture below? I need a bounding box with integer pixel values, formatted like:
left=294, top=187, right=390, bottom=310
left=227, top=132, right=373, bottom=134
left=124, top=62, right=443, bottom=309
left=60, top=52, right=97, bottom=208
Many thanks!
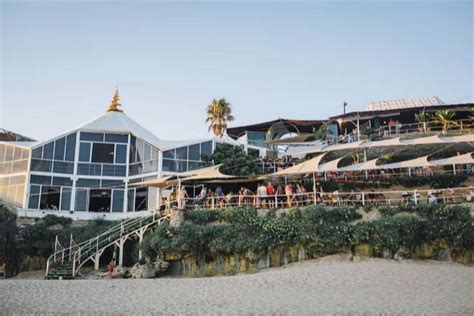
left=184, top=209, right=218, bottom=225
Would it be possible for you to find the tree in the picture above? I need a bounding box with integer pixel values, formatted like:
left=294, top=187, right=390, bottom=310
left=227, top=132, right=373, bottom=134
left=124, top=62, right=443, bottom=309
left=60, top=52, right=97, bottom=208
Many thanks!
left=0, top=205, right=18, bottom=277
left=414, top=111, right=432, bottom=133
left=206, top=98, right=235, bottom=138
left=433, top=110, right=457, bottom=134
left=313, top=122, right=329, bottom=142
left=202, top=144, right=258, bottom=177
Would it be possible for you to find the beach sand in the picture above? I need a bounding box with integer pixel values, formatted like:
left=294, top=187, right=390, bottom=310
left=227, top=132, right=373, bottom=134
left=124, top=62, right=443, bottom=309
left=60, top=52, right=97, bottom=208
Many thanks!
left=1, top=257, right=473, bottom=315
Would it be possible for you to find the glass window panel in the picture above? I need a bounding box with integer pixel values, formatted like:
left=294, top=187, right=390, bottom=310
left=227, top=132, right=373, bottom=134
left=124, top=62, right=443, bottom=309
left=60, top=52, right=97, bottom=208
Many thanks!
left=163, top=149, right=175, bottom=159
left=65, top=133, right=76, bottom=161
left=129, top=136, right=136, bottom=163
left=112, top=189, right=124, bottom=212
left=162, top=159, right=175, bottom=172
left=152, top=147, right=158, bottom=160
left=129, top=163, right=142, bottom=176
left=177, top=160, right=187, bottom=172
left=28, top=185, right=40, bottom=209
left=30, top=159, right=52, bottom=172
left=79, top=142, right=91, bottom=162
left=135, top=187, right=148, bottom=211
left=53, top=161, right=74, bottom=174
left=77, top=163, right=101, bottom=176
left=4, top=146, right=14, bottom=161
left=75, top=189, right=88, bottom=211
left=127, top=189, right=135, bottom=212
left=144, top=143, right=151, bottom=161
left=136, top=139, right=144, bottom=162
left=105, top=134, right=128, bottom=143
left=61, top=187, right=72, bottom=210
left=91, top=143, right=114, bottom=163
left=76, top=178, right=100, bottom=188
left=176, top=147, right=187, bottom=160
left=80, top=132, right=103, bottom=142
left=42, top=142, right=54, bottom=160
left=31, top=147, right=42, bottom=159
left=52, top=177, right=73, bottom=187
left=54, top=137, right=66, bottom=160
left=102, top=164, right=119, bottom=177
left=30, top=175, right=51, bottom=185
left=188, top=161, right=204, bottom=171
left=143, top=160, right=158, bottom=174
left=40, top=186, right=60, bottom=210
left=22, top=149, right=29, bottom=160
left=188, top=144, right=200, bottom=161
left=200, top=141, right=212, bottom=158
left=102, top=179, right=124, bottom=188
left=128, top=177, right=143, bottom=184
left=115, top=165, right=126, bottom=177
left=0, top=144, right=5, bottom=162
left=115, top=144, right=127, bottom=164
left=13, top=147, right=22, bottom=160
left=15, top=185, right=25, bottom=206
left=12, top=160, right=28, bottom=173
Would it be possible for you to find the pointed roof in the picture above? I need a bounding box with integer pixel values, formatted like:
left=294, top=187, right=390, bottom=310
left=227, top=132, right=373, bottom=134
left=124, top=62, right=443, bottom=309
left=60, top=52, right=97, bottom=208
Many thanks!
left=79, top=111, right=163, bottom=149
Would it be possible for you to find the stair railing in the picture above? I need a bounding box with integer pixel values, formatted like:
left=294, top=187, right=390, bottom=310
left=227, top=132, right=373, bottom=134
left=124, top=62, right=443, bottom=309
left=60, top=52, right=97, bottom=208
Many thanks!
left=45, top=207, right=174, bottom=277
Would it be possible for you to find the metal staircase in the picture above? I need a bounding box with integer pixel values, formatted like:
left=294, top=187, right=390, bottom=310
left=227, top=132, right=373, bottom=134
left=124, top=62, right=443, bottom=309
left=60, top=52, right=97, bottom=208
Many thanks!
left=45, top=212, right=170, bottom=279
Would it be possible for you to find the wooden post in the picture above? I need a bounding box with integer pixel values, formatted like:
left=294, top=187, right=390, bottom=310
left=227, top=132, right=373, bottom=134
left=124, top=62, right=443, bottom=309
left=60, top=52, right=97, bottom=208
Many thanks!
left=312, top=172, right=317, bottom=205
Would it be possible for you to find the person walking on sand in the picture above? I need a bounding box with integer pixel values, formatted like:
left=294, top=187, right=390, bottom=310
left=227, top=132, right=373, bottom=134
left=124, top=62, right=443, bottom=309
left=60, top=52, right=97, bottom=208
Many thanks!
left=107, top=259, right=115, bottom=280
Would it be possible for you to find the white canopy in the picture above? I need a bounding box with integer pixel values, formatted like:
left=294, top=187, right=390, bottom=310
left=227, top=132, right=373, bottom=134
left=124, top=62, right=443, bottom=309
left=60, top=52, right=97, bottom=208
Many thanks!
left=430, top=152, right=474, bottom=166
left=270, top=154, right=326, bottom=176
left=338, top=157, right=379, bottom=172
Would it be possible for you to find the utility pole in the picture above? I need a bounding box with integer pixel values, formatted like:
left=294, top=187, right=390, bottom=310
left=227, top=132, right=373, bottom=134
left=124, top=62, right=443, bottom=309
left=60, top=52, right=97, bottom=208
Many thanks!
left=343, top=101, right=348, bottom=114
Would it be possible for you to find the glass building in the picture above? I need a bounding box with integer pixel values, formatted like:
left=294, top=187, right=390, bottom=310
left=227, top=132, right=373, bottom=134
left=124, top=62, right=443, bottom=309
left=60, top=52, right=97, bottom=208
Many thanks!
left=0, top=91, right=241, bottom=220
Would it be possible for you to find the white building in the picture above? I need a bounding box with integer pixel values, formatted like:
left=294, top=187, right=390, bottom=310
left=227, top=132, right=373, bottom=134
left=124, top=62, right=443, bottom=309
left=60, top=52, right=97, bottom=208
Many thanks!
left=0, top=90, right=242, bottom=220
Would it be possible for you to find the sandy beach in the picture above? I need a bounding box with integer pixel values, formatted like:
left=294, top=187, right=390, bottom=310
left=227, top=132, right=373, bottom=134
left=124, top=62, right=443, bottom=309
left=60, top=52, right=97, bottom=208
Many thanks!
left=1, top=257, right=473, bottom=315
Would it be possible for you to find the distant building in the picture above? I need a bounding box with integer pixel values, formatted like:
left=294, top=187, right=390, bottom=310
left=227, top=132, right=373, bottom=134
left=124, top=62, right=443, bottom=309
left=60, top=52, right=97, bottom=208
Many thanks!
left=228, top=98, right=472, bottom=154
left=0, top=90, right=241, bottom=219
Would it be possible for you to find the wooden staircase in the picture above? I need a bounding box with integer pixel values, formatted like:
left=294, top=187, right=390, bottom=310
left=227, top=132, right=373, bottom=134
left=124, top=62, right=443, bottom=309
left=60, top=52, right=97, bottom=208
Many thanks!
left=45, top=212, right=170, bottom=279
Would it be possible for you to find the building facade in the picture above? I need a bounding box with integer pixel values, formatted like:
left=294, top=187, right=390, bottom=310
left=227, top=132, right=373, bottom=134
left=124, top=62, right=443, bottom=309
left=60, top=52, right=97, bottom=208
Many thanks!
left=0, top=91, right=241, bottom=220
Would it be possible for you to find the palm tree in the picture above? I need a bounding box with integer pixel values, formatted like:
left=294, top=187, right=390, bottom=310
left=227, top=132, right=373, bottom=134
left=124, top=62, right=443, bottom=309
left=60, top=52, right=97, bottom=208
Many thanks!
left=206, top=98, right=235, bottom=138
left=433, top=110, right=457, bottom=134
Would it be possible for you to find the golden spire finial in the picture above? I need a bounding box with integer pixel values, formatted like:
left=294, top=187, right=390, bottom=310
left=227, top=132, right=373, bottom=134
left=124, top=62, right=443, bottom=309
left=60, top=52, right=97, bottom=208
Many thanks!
left=107, top=88, right=123, bottom=112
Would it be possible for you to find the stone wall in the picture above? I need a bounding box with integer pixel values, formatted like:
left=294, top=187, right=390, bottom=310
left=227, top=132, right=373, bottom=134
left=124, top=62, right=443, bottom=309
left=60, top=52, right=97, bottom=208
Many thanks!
left=162, top=243, right=473, bottom=278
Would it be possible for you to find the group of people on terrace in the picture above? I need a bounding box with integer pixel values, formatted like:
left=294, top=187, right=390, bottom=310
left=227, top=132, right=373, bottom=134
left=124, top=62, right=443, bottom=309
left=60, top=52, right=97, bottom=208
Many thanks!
left=161, top=182, right=474, bottom=211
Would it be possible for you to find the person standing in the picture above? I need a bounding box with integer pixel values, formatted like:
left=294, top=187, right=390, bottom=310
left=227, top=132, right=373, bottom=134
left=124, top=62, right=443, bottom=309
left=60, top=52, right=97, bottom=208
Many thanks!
left=266, top=182, right=275, bottom=208
left=177, top=186, right=188, bottom=210
left=107, top=259, right=115, bottom=280
left=257, top=183, right=267, bottom=208
left=285, top=183, right=293, bottom=208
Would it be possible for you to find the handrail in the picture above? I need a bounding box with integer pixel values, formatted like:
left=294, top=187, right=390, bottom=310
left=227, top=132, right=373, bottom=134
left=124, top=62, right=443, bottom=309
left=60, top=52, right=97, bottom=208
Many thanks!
left=45, top=209, right=171, bottom=277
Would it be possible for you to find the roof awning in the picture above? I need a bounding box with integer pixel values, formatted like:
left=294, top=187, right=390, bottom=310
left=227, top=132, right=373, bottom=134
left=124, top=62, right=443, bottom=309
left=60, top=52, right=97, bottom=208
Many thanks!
left=430, top=152, right=474, bottom=166
left=338, top=157, right=379, bottom=172
left=376, top=156, right=431, bottom=169
left=266, top=154, right=326, bottom=177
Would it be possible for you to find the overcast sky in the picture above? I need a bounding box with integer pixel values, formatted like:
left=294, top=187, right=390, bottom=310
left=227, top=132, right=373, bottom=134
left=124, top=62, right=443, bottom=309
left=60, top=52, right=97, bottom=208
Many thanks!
left=1, top=0, right=473, bottom=142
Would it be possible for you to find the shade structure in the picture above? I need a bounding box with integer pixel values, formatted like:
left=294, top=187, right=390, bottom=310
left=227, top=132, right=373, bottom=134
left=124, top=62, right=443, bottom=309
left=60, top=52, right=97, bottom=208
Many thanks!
left=430, top=152, right=474, bottom=166
left=267, top=154, right=326, bottom=177
left=137, top=176, right=179, bottom=189
left=180, top=167, right=236, bottom=182
left=317, top=157, right=344, bottom=172
left=135, top=164, right=235, bottom=189
left=375, top=156, right=431, bottom=169
left=338, top=157, right=379, bottom=172
left=300, top=134, right=474, bottom=155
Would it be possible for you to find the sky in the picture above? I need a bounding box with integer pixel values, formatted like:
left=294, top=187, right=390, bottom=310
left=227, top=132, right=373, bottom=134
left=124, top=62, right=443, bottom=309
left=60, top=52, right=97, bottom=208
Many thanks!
left=1, top=0, right=473, bottom=142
